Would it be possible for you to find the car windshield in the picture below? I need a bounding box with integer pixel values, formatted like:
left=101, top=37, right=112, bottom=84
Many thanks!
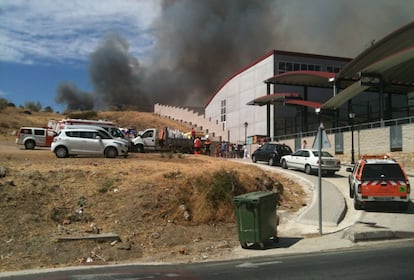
left=361, top=164, right=405, bottom=180
left=110, top=128, right=125, bottom=138
left=312, top=151, right=333, bottom=157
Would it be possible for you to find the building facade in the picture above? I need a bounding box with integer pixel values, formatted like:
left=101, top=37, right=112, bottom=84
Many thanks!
left=204, top=50, right=352, bottom=144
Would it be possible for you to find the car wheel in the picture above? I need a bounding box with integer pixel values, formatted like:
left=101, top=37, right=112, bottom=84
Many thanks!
left=105, top=147, right=118, bottom=158
left=281, top=159, right=288, bottom=169
left=305, top=164, right=312, bottom=174
left=268, top=157, right=275, bottom=166
left=24, top=140, right=35, bottom=149
left=55, top=146, right=68, bottom=158
left=354, top=195, right=362, bottom=210
left=136, top=144, right=144, bottom=153
left=252, top=155, right=257, bottom=163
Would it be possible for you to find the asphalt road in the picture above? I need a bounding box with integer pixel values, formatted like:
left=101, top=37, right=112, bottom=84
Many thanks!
left=2, top=239, right=413, bottom=279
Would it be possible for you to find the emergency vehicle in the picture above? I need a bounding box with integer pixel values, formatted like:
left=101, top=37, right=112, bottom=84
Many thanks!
left=347, top=154, right=410, bottom=211
left=16, top=127, right=56, bottom=149
left=48, top=118, right=124, bottom=138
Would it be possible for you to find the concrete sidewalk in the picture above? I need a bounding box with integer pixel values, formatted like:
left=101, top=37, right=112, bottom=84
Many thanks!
left=235, top=159, right=414, bottom=245
left=229, top=160, right=414, bottom=260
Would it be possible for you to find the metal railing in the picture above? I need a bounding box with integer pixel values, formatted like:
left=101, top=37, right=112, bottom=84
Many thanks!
left=272, top=116, right=414, bottom=141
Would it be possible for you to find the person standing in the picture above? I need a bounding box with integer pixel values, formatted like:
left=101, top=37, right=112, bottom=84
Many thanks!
left=221, top=141, right=227, bottom=158
left=194, top=137, right=201, bottom=155
left=205, top=137, right=211, bottom=156
left=243, top=144, right=249, bottom=159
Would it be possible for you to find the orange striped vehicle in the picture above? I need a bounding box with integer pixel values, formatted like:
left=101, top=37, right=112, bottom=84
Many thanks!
left=347, top=154, right=410, bottom=211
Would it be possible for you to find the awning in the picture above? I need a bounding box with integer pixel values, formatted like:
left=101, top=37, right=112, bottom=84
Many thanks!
left=246, top=93, right=300, bottom=106
left=322, top=82, right=369, bottom=109
left=322, top=45, right=414, bottom=109
left=265, top=71, right=335, bottom=88
left=285, top=99, right=322, bottom=109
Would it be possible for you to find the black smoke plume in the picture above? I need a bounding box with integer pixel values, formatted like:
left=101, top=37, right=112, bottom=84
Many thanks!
left=146, top=0, right=280, bottom=107
left=55, top=0, right=413, bottom=111
left=88, top=32, right=151, bottom=111
left=55, top=82, right=94, bottom=111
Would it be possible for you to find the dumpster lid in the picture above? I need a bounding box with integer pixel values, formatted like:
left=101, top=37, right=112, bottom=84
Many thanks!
left=233, top=191, right=276, bottom=203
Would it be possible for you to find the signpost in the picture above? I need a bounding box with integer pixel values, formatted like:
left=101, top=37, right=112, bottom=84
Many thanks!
left=312, top=123, right=330, bottom=235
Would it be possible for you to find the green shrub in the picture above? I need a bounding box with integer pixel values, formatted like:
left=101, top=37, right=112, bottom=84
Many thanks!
left=205, top=168, right=245, bottom=207
left=98, top=178, right=115, bottom=193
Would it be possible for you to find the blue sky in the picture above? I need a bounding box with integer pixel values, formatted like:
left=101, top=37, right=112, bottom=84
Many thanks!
left=1, top=0, right=413, bottom=112
left=0, top=0, right=160, bottom=112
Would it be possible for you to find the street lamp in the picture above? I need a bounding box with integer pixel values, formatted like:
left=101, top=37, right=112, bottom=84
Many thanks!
left=244, top=122, right=248, bottom=145
left=349, top=113, right=355, bottom=164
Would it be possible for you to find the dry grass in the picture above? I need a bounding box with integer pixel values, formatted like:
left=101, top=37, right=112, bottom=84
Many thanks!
left=0, top=107, right=193, bottom=140
left=0, top=107, right=306, bottom=271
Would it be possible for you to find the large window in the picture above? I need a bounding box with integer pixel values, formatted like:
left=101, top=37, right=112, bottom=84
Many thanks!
left=327, top=65, right=342, bottom=73
left=278, top=61, right=321, bottom=74
left=220, top=99, right=226, bottom=122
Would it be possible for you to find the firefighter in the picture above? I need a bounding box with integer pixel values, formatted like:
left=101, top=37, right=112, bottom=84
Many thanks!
left=194, top=136, right=201, bottom=155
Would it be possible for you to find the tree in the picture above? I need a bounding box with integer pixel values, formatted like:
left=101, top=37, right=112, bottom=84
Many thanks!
left=43, top=106, right=54, bottom=113
left=24, top=101, right=42, bottom=112
left=0, top=98, right=8, bottom=111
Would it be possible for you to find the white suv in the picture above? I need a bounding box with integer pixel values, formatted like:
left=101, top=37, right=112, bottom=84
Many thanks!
left=16, top=127, right=56, bottom=149
left=51, top=128, right=128, bottom=158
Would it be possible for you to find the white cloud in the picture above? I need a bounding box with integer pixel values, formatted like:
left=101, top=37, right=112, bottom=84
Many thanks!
left=0, top=0, right=161, bottom=64
left=0, top=88, right=8, bottom=97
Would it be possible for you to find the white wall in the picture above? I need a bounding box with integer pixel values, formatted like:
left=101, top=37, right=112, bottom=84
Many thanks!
left=205, top=54, right=274, bottom=143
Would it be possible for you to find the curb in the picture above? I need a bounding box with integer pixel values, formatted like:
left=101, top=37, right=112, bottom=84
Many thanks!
left=342, top=223, right=414, bottom=243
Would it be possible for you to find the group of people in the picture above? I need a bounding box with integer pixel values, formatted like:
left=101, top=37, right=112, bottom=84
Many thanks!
left=215, top=141, right=248, bottom=159
left=192, top=137, right=249, bottom=158
left=191, top=128, right=250, bottom=158
left=192, top=127, right=212, bottom=155
left=193, top=137, right=212, bottom=155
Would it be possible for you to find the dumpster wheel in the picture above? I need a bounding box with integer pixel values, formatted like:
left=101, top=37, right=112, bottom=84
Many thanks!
left=271, top=236, right=279, bottom=243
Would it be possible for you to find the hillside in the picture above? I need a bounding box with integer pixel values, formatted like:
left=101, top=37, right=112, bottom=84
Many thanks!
left=0, top=107, right=193, bottom=140
left=0, top=107, right=306, bottom=272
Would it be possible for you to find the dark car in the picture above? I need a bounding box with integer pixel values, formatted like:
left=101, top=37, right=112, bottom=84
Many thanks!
left=252, top=143, right=292, bottom=166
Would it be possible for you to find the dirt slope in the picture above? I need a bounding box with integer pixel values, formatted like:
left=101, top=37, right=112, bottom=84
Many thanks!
left=0, top=108, right=306, bottom=272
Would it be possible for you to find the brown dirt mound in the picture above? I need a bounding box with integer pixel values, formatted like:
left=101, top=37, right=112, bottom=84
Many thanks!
left=0, top=108, right=305, bottom=271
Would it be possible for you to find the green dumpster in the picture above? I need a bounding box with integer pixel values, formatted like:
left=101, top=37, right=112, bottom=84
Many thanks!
left=233, top=191, right=278, bottom=249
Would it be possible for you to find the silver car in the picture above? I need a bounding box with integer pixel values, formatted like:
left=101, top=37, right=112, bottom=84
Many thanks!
left=51, top=128, right=128, bottom=158
left=280, top=149, right=341, bottom=176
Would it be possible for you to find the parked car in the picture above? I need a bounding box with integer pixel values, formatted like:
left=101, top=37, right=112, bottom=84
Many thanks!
left=251, top=143, right=293, bottom=166
left=63, top=125, right=131, bottom=148
left=16, top=127, right=56, bottom=149
left=346, top=154, right=410, bottom=211
left=51, top=128, right=129, bottom=158
left=280, top=149, right=341, bottom=175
